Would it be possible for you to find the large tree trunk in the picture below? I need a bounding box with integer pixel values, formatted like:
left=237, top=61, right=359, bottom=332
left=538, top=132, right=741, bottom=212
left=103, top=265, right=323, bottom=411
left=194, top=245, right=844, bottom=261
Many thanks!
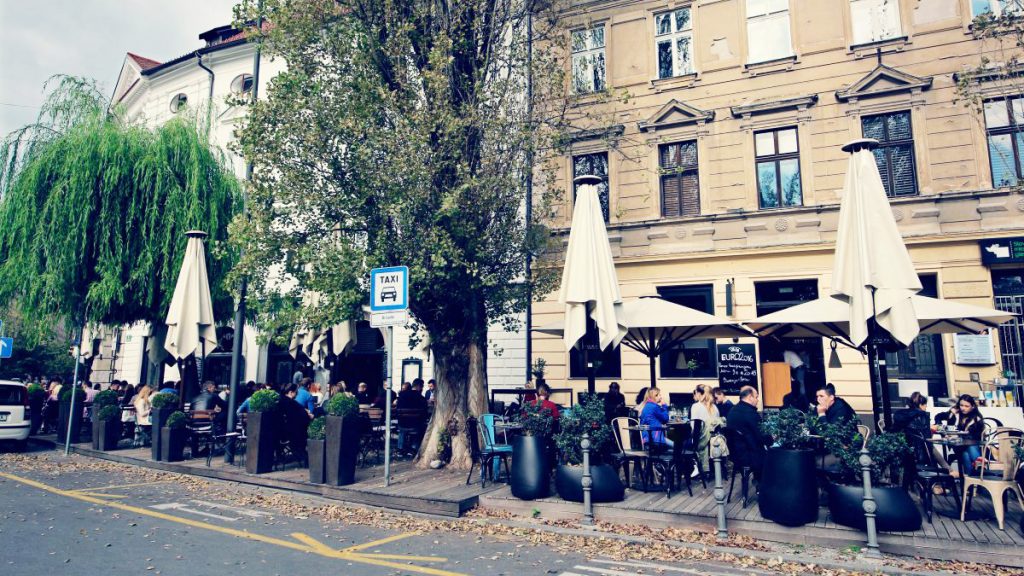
left=416, top=338, right=488, bottom=469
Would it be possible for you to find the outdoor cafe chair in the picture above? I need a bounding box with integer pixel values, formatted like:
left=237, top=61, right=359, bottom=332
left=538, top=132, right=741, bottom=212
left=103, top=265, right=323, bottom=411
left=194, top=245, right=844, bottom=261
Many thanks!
left=961, top=428, right=1024, bottom=530
left=651, top=421, right=699, bottom=498
left=680, top=419, right=707, bottom=489
left=465, top=416, right=510, bottom=488
left=611, top=417, right=648, bottom=491
left=907, top=433, right=961, bottom=523
left=723, top=427, right=755, bottom=508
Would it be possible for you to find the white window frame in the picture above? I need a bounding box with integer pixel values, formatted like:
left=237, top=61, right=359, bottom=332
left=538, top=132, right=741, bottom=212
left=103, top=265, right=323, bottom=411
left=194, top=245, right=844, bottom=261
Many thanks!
left=972, top=0, right=1023, bottom=18
left=850, top=0, right=903, bottom=46
left=571, top=26, right=606, bottom=94
left=745, top=0, right=794, bottom=64
left=654, top=8, right=694, bottom=79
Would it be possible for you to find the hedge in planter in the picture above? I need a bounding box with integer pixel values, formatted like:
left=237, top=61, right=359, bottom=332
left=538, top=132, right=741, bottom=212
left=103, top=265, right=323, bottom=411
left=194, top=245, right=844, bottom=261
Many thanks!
left=91, top=390, right=121, bottom=450
left=511, top=400, right=555, bottom=500
left=307, top=416, right=327, bottom=484
left=27, top=384, right=46, bottom=435
left=324, top=393, right=360, bottom=486
left=822, top=423, right=921, bottom=532
left=58, top=388, right=86, bottom=444
left=553, top=395, right=624, bottom=503
left=161, top=411, right=188, bottom=462
left=758, top=409, right=820, bottom=527
left=246, top=389, right=280, bottom=474
left=149, top=393, right=179, bottom=461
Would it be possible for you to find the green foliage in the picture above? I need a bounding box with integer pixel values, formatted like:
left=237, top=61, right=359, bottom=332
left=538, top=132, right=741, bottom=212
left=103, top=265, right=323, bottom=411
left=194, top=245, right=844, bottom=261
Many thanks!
left=531, top=358, right=547, bottom=379
left=165, top=411, right=188, bottom=429
left=325, top=393, right=358, bottom=418
left=249, top=389, right=280, bottom=413
left=27, top=384, right=47, bottom=400
left=822, top=420, right=911, bottom=485
left=0, top=75, right=240, bottom=340
left=520, top=399, right=555, bottom=437
left=150, top=393, right=178, bottom=410
left=553, top=395, right=612, bottom=466
left=0, top=316, right=74, bottom=379
left=92, top=389, right=119, bottom=409
left=96, top=404, right=120, bottom=421
left=307, top=416, right=326, bottom=440
left=59, top=387, right=85, bottom=403
left=760, top=409, right=819, bottom=450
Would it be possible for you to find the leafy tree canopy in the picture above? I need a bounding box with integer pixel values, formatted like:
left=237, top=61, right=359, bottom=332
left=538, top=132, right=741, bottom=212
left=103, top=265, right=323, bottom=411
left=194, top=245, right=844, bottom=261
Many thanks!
left=0, top=76, right=240, bottom=342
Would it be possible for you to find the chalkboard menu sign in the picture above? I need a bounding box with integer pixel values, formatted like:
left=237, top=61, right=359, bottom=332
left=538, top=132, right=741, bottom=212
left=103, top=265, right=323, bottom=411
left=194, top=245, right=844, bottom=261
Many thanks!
left=717, top=343, right=758, bottom=394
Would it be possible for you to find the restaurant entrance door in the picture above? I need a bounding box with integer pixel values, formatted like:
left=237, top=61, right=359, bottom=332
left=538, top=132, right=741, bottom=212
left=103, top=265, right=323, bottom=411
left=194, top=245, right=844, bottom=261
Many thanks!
left=755, top=279, right=824, bottom=397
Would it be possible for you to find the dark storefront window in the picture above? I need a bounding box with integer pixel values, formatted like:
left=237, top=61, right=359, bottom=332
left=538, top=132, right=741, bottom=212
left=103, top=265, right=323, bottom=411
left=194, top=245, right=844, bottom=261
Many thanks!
left=994, top=269, right=1024, bottom=381
left=885, top=275, right=947, bottom=399
left=755, top=279, right=823, bottom=395
left=658, top=285, right=717, bottom=378
left=569, top=316, right=622, bottom=378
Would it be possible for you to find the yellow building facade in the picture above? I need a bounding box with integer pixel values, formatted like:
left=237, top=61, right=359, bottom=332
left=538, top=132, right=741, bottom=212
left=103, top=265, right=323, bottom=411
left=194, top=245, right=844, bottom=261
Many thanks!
left=532, top=0, right=1024, bottom=413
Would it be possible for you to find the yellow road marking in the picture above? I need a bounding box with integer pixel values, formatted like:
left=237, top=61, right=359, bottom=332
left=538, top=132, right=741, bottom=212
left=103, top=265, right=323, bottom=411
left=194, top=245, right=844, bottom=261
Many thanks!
left=1, top=472, right=462, bottom=576
left=360, top=553, right=444, bottom=562
left=71, top=480, right=174, bottom=493
left=73, top=492, right=126, bottom=499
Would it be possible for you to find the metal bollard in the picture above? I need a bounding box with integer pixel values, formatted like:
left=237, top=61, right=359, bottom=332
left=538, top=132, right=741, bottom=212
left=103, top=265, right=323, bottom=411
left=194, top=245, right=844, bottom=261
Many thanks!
left=710, top=434, right=728, bottom=540
left=581, top=432, right=594, bottom=525
left=860, top=446, right=881, bottom=558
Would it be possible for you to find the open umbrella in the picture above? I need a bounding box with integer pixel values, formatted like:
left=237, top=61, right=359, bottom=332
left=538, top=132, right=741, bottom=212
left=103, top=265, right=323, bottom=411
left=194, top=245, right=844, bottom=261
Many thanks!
left=164, top=231, right=218, bottom=394
left=537, top=296, right=751, bottom=389
left=558, top=175, right=626, bottom=394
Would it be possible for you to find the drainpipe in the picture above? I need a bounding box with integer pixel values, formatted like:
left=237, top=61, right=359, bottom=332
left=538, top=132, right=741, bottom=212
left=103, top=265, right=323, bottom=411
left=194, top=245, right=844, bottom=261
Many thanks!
left=197, top=52, right=215, bottom=131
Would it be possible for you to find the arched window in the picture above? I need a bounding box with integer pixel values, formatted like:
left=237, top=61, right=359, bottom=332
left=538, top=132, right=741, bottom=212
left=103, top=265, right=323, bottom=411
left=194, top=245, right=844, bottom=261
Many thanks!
left=230, top=73, right=254, bottom=95
left=169, top=93, right=188, bottom=114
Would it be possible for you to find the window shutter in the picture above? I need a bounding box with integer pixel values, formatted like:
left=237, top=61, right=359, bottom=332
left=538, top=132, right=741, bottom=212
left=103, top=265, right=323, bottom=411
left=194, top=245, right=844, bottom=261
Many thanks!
left=680, top=172, right=700, bottom=216
left=661, top=175, right=681, bottom=217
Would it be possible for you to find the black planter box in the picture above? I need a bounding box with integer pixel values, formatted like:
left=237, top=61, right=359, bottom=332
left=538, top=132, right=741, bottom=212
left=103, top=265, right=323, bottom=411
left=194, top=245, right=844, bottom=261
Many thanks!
left=161, top=427, right=186, bottom=462
left=308, top=439, right=326, bottom=484
left=555, top=463, right=625, bottom=503
left=58, top=401, right=83, bottom=445
left=827, top=483, right=922, bottom=532
left=93, top=418, right=122, bottom=451
left=246, top=411, right=278, bottom=474
left=511, top=435, right=550, bottom=500
left=325, top=415, right=360, bottom=486
left=758, top=448, right=819, bottom=527
left=29, top=398, right=44, bottom=436
left=150, top=407, right=175, bottom=461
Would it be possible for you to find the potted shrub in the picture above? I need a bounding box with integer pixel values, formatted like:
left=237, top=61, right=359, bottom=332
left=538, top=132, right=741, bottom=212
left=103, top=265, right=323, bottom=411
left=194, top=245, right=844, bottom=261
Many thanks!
left=822, top=423, right=922, bottom=532
left=307, top=416, right=327, bottom=484
left=58, top=387, right=86, bottom=444
left=758, top=408, right=820, bottom=527
left=324, top=393, right=360, bottom=486
left=553, top=395, right=624, bottom=503
left=91, top=390, right=121, bottom=450
left=161, top=411, right=188, bottom=462
left=27, top=384, right=46, bottom=435
left=530, top=358, right=547, bottom=381
left=511, top=399, right=555, bottom=500
left=149, top=393, right=179, bottom=461
left=246, top=389, right=280, bottom=474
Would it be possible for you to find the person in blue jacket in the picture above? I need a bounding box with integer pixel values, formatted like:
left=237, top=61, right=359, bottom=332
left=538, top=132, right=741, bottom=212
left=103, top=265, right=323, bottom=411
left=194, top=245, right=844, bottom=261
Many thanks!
left=639, top=387, right=673, bottom=448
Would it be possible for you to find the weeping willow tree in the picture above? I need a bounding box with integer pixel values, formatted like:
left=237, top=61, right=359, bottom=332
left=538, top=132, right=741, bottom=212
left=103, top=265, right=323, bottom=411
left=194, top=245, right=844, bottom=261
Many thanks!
left=0, top=76, right=240, bottom=342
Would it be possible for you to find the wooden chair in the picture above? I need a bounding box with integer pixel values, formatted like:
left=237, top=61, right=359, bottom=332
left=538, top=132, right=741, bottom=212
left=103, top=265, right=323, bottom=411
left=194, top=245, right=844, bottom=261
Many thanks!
left=611, top=417, right=647, bottom=491
left=961, top=429, right=1024, bottom=529
left=187, top=410, right=217, bottom=460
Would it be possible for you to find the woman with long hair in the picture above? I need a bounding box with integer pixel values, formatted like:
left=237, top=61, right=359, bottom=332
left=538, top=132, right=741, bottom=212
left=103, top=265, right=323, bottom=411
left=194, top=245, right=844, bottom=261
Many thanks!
left=634, top=387, right=650, bottom=416
left=955, top=394, right=984, bottom=476
left=132, top=385, right=153, bottom=446
left=689, top=384, right=721, bottom=475
left=639, top=387, right=672, bottom=448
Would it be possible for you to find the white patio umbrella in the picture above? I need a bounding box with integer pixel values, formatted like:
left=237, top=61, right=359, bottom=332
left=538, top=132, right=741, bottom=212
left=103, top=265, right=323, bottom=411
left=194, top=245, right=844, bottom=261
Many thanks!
left=164, top=231, right=218, bottom=390
left=536, top=296, right=751, bottom=389
left=558, top=174, right=626, bottom=393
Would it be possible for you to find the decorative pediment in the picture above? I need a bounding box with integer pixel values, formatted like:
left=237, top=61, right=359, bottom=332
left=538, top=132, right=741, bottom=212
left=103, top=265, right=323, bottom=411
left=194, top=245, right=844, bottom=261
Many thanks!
left=730, top=94, right=818, bottom=118
left=568, top=124, right=625, bottom=144
left=835, top=64, right=932, bottom=102
left=638, top=99, right=715, bottom=132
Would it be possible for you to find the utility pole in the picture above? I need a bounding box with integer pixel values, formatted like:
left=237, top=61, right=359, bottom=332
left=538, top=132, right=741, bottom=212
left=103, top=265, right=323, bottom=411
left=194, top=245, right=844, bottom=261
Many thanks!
left=524, top=8, right=534, bottom=384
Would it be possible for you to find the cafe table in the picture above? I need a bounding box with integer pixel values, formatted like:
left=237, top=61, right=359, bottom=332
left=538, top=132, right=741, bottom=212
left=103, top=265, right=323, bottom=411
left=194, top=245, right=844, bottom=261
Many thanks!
left=625, top=421, right=691, bottom=492
left=923, top=435, right=982, bottom=519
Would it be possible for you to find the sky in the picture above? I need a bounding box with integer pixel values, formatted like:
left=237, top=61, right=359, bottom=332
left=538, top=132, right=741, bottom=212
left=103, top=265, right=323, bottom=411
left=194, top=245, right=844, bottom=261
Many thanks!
left=0, top=0, right=239, bottom=137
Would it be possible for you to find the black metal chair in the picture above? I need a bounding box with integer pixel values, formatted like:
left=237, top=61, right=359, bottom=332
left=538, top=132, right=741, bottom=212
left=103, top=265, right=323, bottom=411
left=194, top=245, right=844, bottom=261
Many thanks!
left=650, top=422, right=698, bottom=498
left=680, top=419, right=707, bottom=490
left=907, top=433, right=960, bottom=523
left=723, top=427, right=755, bottom=508
left=465, top=416, right=510, bottom=488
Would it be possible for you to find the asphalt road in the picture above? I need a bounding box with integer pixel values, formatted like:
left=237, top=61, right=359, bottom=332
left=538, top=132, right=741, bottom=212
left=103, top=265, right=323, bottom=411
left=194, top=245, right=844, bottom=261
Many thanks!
left=0, top=447, right=787, bottom=576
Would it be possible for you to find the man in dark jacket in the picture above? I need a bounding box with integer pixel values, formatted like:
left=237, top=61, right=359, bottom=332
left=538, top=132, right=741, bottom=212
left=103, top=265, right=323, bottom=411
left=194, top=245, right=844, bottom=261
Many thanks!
left=815, top=383, right=856, bottom=425
left=726, top=386, right=767, bottom=478
left=192, top=381, right=227, bottom=412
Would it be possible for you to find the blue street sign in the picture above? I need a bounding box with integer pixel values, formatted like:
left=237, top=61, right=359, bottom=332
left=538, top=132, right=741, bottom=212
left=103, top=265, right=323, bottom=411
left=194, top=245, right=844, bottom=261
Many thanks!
left=0, top=337, right=12, bottom=359
left=370, top=266, right=409, bottom=312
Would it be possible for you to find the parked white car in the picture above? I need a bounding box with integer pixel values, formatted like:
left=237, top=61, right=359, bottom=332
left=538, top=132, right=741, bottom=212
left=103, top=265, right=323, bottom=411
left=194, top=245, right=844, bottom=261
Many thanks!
left=0, top=380, right=30, bottom=450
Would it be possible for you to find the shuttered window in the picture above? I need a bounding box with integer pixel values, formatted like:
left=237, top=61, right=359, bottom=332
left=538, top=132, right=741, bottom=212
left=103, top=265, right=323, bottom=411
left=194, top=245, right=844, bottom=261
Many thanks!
left=861, top=111, right=918, bottom=197
left=659, top=141, right=700, bottom=217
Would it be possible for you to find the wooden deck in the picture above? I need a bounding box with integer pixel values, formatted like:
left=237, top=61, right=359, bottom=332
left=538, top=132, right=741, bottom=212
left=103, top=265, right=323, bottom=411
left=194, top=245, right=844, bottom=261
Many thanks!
left=32, top=437, right=494, bottom=517
left=480, top=478, right=1024, bottom=568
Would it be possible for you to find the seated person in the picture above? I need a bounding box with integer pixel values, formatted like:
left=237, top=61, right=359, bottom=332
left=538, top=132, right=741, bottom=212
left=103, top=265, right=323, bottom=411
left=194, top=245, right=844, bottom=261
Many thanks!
left=530, top=383, right=560, bottom=421
left=954, top=394, right=985, bottom=476
left=279, top=384, right=312, bottom=461
left=396, top=381, right=427, bottom=411
left=726, top=386, right=767, bottom=479
left=891, top=392, right=930, bottom=437
left=639, top=387, right=672, bottom=448
left=192, top=380, right=227, bottom=412
left=355, top=382, right=373, bottom=405
left=603, top=381, right=626, bottom=423
left=712, top=387, right=734, bottom=419
left=815, top=383, right=856, bottom=426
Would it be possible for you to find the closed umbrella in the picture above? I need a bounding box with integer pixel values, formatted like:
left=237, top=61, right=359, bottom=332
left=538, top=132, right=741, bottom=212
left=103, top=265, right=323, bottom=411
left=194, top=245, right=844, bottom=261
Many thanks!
left=164, top=230, right=218, bottom=395
left=558, top=175, right=626, bottom=393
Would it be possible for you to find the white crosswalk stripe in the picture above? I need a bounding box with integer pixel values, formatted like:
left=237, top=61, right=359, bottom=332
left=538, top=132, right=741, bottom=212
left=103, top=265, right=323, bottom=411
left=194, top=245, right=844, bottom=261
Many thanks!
left=562, top=557, right=775, bottom=576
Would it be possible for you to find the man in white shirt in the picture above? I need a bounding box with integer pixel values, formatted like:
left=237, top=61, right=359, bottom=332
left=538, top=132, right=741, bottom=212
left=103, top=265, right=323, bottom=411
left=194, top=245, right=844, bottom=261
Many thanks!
left=783, top=349, right=806, bottom=390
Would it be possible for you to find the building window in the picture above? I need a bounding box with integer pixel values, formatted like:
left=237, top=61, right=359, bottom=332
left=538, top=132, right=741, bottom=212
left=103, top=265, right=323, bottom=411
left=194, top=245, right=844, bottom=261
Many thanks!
left=983, top=96, right=1024, bottom=187
left=972, top=0, right=1021, bottom=17
left=850, top=0, right=903, bottom=45
left=862, top=111, right=917, bottom=197
left=746, top=0, right=793, bottom=63
left=573, top=152, right=610, bottom=222
left=659, top=142, right=700, bottom=217
left=169, top=93, right=188, bottom=114
left=230, top=73, right=254, bottom=95
left=755, top=127, right=802, bottom=209
left=569, top=317, right=622, bottom=378
left=658, top=285, right=717, bottom=378
left=571, top=26, right=606, bottom=94
left=655, top=8, right=694, bottom=79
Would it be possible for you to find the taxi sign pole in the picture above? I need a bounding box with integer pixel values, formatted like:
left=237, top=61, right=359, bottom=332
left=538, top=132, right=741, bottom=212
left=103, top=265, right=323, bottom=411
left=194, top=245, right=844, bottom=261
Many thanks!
left=384, top=324, right=394, bottom=487
left=65, top=325, right=84, bottom=456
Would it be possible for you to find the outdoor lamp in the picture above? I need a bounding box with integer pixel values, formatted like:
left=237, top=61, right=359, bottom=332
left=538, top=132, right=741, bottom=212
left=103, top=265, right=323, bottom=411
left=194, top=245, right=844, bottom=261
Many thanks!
left=828, top=339, right=842, bottom=369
